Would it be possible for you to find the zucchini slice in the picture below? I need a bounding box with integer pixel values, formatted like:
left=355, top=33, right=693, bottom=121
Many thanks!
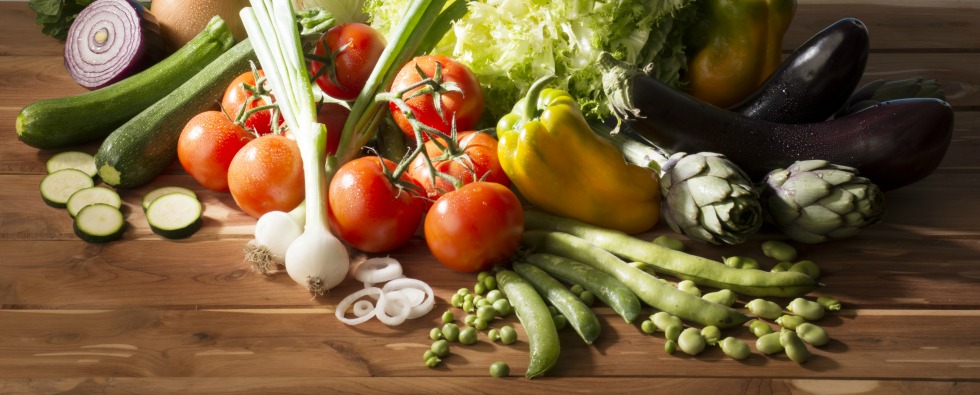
left=146, top=192, right=202, bottom=239
left=40, top=168, right=96, bottom=208
left=46, top=151, right=98, bottom=178
left=73, top=203, right=126, bottom=243
left=67, top=186, right=122, bottom=218
left=141, top=185, right=197, bottom=211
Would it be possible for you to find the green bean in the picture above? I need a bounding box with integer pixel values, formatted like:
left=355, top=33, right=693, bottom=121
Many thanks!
left=429, top=327, right=443, bottom=341
left=441, top=310, right=455, bottom=324
left=771, top=261, right=793, bottom=272
left=525, top=253, right=641, bottom=323
left=775, top=314, right=806, bottom=330
left=492, top=299, right=513, bottom=317
left=665, top=324, right=682, bottom=342
left=459, top=327, right=478, bottom=345
left=796, top=323, right=829, bottom=347
left=442, top=323, right=460, bottom=342
left=790, top=260, right=821, bottom=279
left=755, top=332, right=784, bottom=355
left=746, top=299, right=783, bottom=320
left=780, top=329, right=810, bottom=363
left=489, top=361, right=509, bottom=378
left=749, top=319, right=774, bottom=337
left=653, top=235, right=685, bottom=251
left=665, top=339, right=678, bottom=354
left=724, top=256, right=760, bottom=270
left=787, top=297, right=825, bottom=321
left=677, top=280, right=702, bottom=296
left=523, top=211, right=818, bottom=297
left=499, top=325, right=518, bottom=345
left=702, top=289, right=736, bottom=307
left=524, top=232, right=748, bottom=328
left=761, top=240, right=797, bottom=262
left=495, top=269, right=559, bottom=379
left=719, top=337, right=751, bottom=360
left=513, top=262, right=602, bottom=344
left=430, top=339, right=450, bottom=358
left=817, top=295, right=842, bottom=311
left=678, top=327, right=706, bottom=355
left=701, top=326, right=722, bottom=346
left=640, top=319, right=656, bottom=334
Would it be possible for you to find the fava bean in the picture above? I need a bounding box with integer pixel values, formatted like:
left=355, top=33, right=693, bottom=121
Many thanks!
left=796, top=323, right=829, bottom=347
left=749, top=320, right=774, bottom=337
left=678, top=327, right=706, bottom=355
left=761, top=240, right=797, bottom=262
left=459, top=327, right=478, bottom=345
left=677, top=280, right=702, bottom=296
left=442, top=323, right=460, bottom=342
left=817, top=295, right=842, bottom=311
left=787, top=298, right=825, bottom=321
left=525, top=253, right=642, bottom=323
left=651, top=312, right=682, bottom=332
left=776, top=314, right=806, bottom=330
left=720, top=337, right=751, bottom=360
left=790, top=260, right=821, bottom=279
left=489, top=361, right=509, bottom=378
left=702, top=289, right=737, bottom=307
left=780, top=329, right=810, bottom=363
left=724, top=256, right=760, bottom=270
left=756, top=332, right=784, bottom=355
left=496, top=270, right=558, bottom=379
left=701, top=326, right=721, bottom=346
left=746, top=299, right=783, bottom=320
left=513, top=262, right=601, bottom=344
left=771, top=261, right=793, bottom=272
left=653, top=235, right=685, bottom=251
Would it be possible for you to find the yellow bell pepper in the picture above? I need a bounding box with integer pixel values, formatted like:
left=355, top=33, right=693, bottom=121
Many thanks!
left=496, top=77, right=661, bottom=234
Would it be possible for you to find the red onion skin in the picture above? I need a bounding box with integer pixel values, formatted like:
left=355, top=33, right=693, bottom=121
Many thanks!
left=64, top=0, right=168, bottom=90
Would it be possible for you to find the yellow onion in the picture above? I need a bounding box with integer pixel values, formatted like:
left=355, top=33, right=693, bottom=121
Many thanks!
left=150, top=0, right=250, bottom=51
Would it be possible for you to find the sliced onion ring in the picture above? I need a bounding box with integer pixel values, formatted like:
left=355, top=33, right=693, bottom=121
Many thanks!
left=353, top=300, right=375, bottom=317
left=353, top=257, right=403, bottom=284
left=382, top=278, right=434, bottom=319
left=375, top=291, right=411, bottom=326
left=335, top=287, right=383, bottom=325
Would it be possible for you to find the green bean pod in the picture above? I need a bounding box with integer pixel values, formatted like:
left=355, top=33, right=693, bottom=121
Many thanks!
left=525, top=253, right=641, bottom=323
left=495, top=269, right=560, bottom=379
left=780, top=329, right=811, bottom=363
left=523, top=212, right=818, bottom=297
left=524, top=231, right=749, bottom=328
left=513, top=262, right=602, bottom=345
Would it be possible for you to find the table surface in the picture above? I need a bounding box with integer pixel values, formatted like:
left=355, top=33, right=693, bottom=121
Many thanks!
left=2, top=1, right=979, bottom=393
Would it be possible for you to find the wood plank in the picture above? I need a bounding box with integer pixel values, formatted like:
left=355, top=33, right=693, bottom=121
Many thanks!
left=0, top=309, right=978, bottom=380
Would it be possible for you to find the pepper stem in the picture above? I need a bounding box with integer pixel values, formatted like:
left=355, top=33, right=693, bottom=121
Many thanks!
left=521, top=75, right=557, bottom=122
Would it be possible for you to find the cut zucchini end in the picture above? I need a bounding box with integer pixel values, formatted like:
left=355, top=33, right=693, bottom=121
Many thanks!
left=146, top=193, right=203, bottom=240
left=15, top=111, right=25, bottom=138
left=73, top=203, right=126, bottom=243
left=98, top=163, right=122, bottom=187
left=40, top=168, right=95, bottom=208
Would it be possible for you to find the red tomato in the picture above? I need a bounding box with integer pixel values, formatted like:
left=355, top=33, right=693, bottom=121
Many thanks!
left=227, top=134, right=304, bottom=218
left=424, top=182, right=524, bottom=272
left=311, top=23, right=387, bottom=101
left=328, top=156, right=426, bottom=253
left=317, top=102, right=351, bottom=155
left=408, top=131, right=510, bottom=202
left=177, top=111, right=254, bottom=192
left=389, top=55, right=484, bottom=141
left=221, top=70, right=281, bottom=136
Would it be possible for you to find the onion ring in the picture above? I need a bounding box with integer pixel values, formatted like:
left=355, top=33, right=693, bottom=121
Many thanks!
left=382, top=278, right=434, bottom=319
left=353, top=299, right=375, bottom=317
left=353, top=256, right=403, bottom=284
left=336, top=287, right=384, bottom=325
left=375, top=290, right=411, bottom=326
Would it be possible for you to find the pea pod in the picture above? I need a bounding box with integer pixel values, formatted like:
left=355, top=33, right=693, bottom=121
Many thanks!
left=513, top=262, right=602, bottom=344
left=524, top=230, right=749, bottom=328
left=523, top=211, right=818, bottom=297
left=525, top=253, right=641, bottom=323
left=495, top=269, right=560, bottom=379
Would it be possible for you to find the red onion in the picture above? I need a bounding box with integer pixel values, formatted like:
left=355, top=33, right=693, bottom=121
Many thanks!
left=64, top=0, right=167, bottom=90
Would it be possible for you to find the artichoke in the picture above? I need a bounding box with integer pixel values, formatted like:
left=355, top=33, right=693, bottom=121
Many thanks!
left=760, top=160, right=885, bottom=244
left=660, top=152, right=763, bottom=245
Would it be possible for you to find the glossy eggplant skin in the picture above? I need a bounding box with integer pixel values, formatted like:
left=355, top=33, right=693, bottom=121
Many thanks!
left=730, top=18, right=870, bottom=123
left=617, top=73, right=953, bottom=191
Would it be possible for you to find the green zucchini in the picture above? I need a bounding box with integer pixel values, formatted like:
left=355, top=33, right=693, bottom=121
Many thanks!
left=141, top=186, right=197, bottom=211
left=67, top=186, right=122, bottom=218
left=16, top=16, right=237, bottom=149
left=146, top=193, right=203, bottom=239
left=96, top=38, right=257, bottom=188
left=46, top=151, right=98, bottom=178
left=40, top=168, right=95, bottom=208
left=73, top=203, right=126, bottom=243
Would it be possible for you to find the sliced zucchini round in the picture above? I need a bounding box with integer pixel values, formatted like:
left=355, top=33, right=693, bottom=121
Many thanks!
left=73, top=203, right=126, bottom=243
left=142, top=185, right=197, bottom=211
left=40, top=168, right=96, bottom=208
left=146, top=192, right=202, bottom=239
left=46, top=151, right=98, bottom=178
left=67, top=186, right=122, bottom=217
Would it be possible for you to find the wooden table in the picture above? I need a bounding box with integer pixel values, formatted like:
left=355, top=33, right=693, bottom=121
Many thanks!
left=2, top=1, right=979, bottom=393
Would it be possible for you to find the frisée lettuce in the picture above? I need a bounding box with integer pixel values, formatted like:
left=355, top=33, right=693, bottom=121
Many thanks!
left=366, top=0, right=698, bottom=120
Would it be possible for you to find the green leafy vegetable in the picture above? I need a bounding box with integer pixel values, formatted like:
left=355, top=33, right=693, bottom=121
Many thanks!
left=366, top=0, right=698, bottom=119
left=30, top=0, right=95, bottom=40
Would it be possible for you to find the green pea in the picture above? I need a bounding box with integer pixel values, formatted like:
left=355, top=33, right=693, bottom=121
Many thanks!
left=702, top=289, right=736, bottom=307
left=487, top=328, right=501, bottom=342
left=724, top=256, right=759, bottom=270
left=701, top=326, right=721, bottom=346
left=442, top=323, right=460, bottom=342
left=640, top=320, right=656, bottom=334
left=796, top=323, right=829, bottom=347
left=474, top=317, right=489, bottom=330
left=746, top=299, right=783, bottom=320
left=755, top=332, right=784, bottom=355
left=489, top=361, right=509, bottom=378
left=473, top=295, right=484, bottom=306
left=485, top=290, right=503, bottom=303
left=677, top=280, right=701, bottom=297
left=771, top=261, right=793, bottom=272
left=430, top=339, right=450, bottom=358
left=653, top=235, right=685, bottom=251
left=547, top=305, right=559, bottom=317
left=483, top=275, right=498, bottom=291
left=464, top=314, right=477, bottom=327
left=423, top=349, right=436, bottom=361
left=459, top=327, right=478, bottom=345
left=457, top=287, right=470, bottom=296
left=761, top=240, right=797, bottom=262
left=552, top=314, right=568, bottom=331
left=442, top=310, right=455, bottom=324
left=579, top=290, right=596, bottom=306
left=817, top=295, right=842, bottom=311
left=492, top=299, right=513, bottom=316
left=450, top=293, right=463, bottom=308
left=474, top=281, right=487, bottom=295
left=499, top=325, right=518, bottom=345
left=749, top=320, right=774, bottom=338
left=775, top=314, right=806, bottom=330
left=780, top=329, right=810, bottom=363
left=665, top=324, right=682, bottom=342
left=719, top=337, right=751, bottom=360
left=425, top=355, right=442, bottom=368
left=477, top=305, right=497, bottom=322
left=569, top=284, right=585, bottom=294
left=664, top=339, right=678, bottom=354
left=429, top=327, right=443, bottom=341
left=787, top=298, right=825, bottom=321
left=790, top=260, right=820, bottom=279
left=477, top=271, right=490, bottom=283
left=462, top=300, right=475, bottom=314
left=678, top=327, right=706, bottom=355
